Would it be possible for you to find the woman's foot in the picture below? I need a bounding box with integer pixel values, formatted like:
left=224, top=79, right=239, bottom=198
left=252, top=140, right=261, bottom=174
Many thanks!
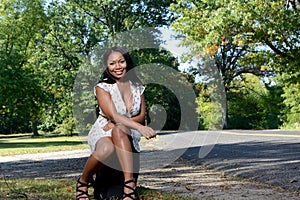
left=76, top=178, right=90, bottom=200
left=123, top=179, right=137, bottom=200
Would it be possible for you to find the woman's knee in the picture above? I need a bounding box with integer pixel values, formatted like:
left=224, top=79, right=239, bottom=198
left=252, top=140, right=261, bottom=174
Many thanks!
left=93, top=138, right=114, bottom=159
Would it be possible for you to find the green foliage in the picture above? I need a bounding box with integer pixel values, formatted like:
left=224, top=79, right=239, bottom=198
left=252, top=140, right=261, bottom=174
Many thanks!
left=170, top=0, right=300, bottom=129
left=4, top=0, right=298, bottom=132
left=145, top=83, right=181, bottom=130
left=227, top=74, right=284, bottom=129
left=196, top=74, right=285, bottom=130
left=196, top=84, right=224, bottom=130
left=170, top=0, right=300, bottom=77
left=0, top=0, right=49, bottom=134
left=132, top=48, right=183, bottom=130
left=40, top=0, right=176, bottom=134
left=0, top=67, right=46, bottom=133
left=281, top=83, right=300, bottom=129
left=1, top=0, right=176, bottom=134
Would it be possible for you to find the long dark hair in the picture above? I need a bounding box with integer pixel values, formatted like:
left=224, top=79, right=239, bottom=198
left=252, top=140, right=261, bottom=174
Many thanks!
left=99, top=46, right=141, bottom=85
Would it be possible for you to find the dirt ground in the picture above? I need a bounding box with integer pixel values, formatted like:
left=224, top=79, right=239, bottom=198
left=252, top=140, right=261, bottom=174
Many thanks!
left=138, top=159, right=300, bottom=200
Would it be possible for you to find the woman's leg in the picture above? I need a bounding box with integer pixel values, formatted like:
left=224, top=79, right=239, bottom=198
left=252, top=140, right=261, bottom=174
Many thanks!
left=111, top=125, right=136, bottom=199
left=77, top=137, right=114, bottom=199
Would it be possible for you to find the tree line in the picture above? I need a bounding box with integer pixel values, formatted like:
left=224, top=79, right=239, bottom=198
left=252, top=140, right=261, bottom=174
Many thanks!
left=0, top=0, right=299, bottom=135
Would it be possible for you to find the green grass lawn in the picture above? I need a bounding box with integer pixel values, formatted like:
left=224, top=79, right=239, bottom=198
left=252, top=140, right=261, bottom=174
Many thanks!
left=0, top=178, right=199, bottom=200
left=0, top=134, right=89, bottom=156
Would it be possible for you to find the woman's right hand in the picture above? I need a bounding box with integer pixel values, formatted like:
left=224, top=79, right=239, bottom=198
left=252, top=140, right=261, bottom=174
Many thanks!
left=138, top=125, right=156, bottom=140
left=102, top=122, right=115, bottom=131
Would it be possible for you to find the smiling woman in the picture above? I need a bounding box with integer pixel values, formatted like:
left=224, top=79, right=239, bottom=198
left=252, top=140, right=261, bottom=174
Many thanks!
left=76, top=46, right=156, bottom=200
left=106, top=51, right=127, bottom=78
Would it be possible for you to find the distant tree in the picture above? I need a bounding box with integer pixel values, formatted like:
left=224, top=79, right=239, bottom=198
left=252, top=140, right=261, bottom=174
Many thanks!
left=170, top=0, right=300, bottom=80
left=170, top=0, right=300, bottom=129
left=281, top=83, right=300, bottom=129
left=227, top=74, right=284, bottom=129
left=131, top=48, right=183, bottom=130
left=0, top=0, right=48, bottom=135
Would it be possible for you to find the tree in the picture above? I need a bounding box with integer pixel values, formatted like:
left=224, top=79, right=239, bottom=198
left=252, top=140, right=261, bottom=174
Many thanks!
left=0, top=0, right=49, bottom=135
left=281, top=83, right=300, bottom=129
left=170, top=0, right=300, bottom=77
left=0, top=0, right=185, bottom=134
left=38, top=0, right=177, bottom=133
left=227, top=74, right=284, bottom=129
left=170, top=0, right=300, bottom=129
left=131, top=48, right=182, bottom=130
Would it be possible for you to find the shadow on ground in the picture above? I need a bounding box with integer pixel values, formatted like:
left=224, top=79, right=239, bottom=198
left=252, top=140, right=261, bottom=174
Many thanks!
left=0, top=157, right=87, bottom=180
left=181, top=140, right=300, bottom=191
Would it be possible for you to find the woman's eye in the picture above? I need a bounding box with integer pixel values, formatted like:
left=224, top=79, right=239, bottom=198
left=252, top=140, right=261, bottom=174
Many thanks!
left=120, top=60, right=126, bottom=64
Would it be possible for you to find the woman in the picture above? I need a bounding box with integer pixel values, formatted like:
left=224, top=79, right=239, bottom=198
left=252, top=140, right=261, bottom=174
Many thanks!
left=76, top=46, right=156, bottom=200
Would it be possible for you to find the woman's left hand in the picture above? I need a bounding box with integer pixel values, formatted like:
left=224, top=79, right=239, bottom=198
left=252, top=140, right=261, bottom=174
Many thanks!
left=137, top=125, right=156, bottom=140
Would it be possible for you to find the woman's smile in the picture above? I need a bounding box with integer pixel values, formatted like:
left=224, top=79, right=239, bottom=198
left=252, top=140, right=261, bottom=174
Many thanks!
left=114, top=68, right=125, bottom=75
left=107, top=51, right=127, bottom=79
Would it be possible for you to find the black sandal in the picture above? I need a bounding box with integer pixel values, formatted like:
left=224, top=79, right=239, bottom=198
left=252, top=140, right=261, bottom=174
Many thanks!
left=76, top=178, right=90, bottom=200
left=123, top=179, right=137, bottom=200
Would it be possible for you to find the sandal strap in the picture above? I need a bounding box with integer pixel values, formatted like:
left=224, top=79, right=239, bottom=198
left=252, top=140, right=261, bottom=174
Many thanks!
left=123, top=179, right=137, bottom=200
left=124, top=179, right=135, bottom=191
left=76, top=178, right=90, bottom=200
left=76, top=188, right=89, bottom=200
left=123, top=192, right=136, bottom=199
left=76, top=192, right=89, bottom=200
left=77, top=178, right=91, bottom=188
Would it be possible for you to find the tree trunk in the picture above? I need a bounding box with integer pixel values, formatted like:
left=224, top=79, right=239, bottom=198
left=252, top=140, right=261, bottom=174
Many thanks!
left=32, top=120, right=39, bottom=137
left=223, top=99, right=229, bottom=129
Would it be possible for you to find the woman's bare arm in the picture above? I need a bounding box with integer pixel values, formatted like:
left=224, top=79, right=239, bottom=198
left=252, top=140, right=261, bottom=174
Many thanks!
left=96, top=86, right=155, bottom=139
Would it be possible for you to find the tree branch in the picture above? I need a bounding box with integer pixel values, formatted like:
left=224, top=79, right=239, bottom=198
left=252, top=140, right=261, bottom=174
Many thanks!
left=50, top=31, right=77, bottom=70
left=288, top=0, right=299, bottom=14
left=264, top=36, right=287, bottom=58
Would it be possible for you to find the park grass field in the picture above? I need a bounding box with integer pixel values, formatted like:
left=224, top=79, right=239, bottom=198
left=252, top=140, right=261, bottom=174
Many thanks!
left=0, top=134, right=89, bottom=156
left=0, top=177, right=199, bottom=200
left=0, top=177, right=200, bottom=200
left=0, top=134, right=199, bottom=200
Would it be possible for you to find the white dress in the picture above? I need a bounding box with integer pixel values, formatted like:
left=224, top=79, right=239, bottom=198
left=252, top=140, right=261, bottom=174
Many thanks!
left=88, top=81, right=145, bottom=152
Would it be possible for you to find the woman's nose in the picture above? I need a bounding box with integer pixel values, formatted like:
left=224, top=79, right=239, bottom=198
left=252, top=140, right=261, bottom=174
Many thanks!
left=115, top=62, right=122, bottom=68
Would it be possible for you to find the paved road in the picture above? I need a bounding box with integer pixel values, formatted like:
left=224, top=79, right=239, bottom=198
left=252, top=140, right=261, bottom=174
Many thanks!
left=162, top=130, right=300, bottom=191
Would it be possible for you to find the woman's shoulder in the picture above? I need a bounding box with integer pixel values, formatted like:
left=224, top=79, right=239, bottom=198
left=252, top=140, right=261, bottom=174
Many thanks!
left=95, top=82, right=115, bottom=93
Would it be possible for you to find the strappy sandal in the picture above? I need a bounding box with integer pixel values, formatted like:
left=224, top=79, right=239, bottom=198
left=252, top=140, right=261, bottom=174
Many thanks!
left=76, top=178, right=90, bottom=200
left=123, top=179, right=137, bottom=200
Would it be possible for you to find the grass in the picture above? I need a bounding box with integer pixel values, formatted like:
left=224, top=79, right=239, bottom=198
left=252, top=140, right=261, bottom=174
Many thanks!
left=0, top=178, right=74, bottom=200
left=0, top=134, right=201, bottom=199
left=0, top=178, right=199, bottom=200
left=0, top=134, right=89, bottom=156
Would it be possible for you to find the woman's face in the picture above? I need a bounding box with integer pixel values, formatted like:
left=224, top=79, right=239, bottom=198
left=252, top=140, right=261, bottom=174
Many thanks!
left=106, top=51, right=127, bottom=79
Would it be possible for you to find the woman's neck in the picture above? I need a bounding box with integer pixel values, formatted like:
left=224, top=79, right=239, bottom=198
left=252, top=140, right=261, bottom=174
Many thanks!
left=116, top=79, right=129, bottom=85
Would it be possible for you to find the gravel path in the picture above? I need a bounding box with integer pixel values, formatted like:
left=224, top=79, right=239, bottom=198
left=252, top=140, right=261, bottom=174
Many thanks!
left=1, top=131, right=300, bottom=199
